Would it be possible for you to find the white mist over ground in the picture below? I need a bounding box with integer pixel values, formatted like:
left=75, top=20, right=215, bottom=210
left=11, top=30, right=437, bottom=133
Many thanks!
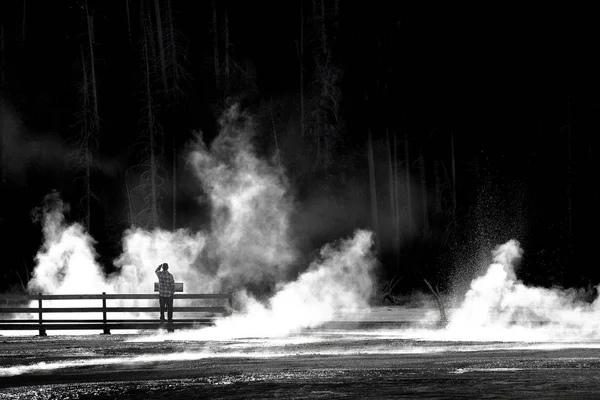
left=145, top=229, right=376, bottom=340
left=399, top=239, right=600, bottom=342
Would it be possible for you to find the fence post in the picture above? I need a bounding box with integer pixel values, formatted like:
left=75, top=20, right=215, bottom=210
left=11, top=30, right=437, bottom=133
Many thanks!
left=38, top=293, right=46, bottom=337
left=102, top=292, right=110, bottom=335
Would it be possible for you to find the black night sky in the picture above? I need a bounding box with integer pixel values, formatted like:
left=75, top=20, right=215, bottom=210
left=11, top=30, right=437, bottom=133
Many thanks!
left=1, top=1, right=599, bottom=296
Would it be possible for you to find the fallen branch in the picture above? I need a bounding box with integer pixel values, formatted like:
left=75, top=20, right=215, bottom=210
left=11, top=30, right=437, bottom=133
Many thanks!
left=424, top=278, right=448, bottom=327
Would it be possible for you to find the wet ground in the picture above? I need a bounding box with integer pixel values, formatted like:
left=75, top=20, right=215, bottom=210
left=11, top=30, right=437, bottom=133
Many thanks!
left=2, top=328, right=600, bottom=399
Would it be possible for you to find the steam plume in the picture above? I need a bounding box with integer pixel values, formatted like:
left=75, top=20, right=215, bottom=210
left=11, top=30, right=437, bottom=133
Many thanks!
left=166, top=229, right=376, bottom=339
left=28, top=192, right=110, bottom=295
left=442, top=239, right=600, bottom=341
left=186, top=104, right=296, bottom=291
left=22, top=103, right=378, bottom=332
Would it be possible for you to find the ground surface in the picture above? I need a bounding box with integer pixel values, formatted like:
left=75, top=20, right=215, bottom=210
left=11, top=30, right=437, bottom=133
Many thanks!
left=1, top=308, right=600, bottom=398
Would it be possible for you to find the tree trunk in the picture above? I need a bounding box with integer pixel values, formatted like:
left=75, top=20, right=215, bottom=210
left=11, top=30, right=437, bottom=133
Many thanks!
left=166, top=0, right=178, bottom=85
left=270, top=102, right=282, bottom=169
left=172, top=137, right=177, bottom=230
left=84, top=0, right=99, bottom=232
left=154, top=0, right=168, bottom=94
left=148, top=74, right=159, bottom=229
left=143, top=23, right=159, bottom=229
left=300, top=1, right=304, bottom=137
left=386, top=129, right=396, bottom=247
left=86, top=145, right=91, bottom=231
left=320, top=0, right=327, bottom=52
left=404, top=131, right=413, bottom=234
left=211, top=0, right=220, bottom=98
left=0, top=27, right=5, bottom=185
left=368, top=129, right=380, bottom=254
left=424, top=278, right=447, bottom=327
left=434, top=160, right=442, bottom=214
left=450, top=130, right=457, bottom=217
left=85, top=0, right=99, bottom=131
left=0, top=24, right=4, bottom=87
left=393, top=132, right=400, bottom=266
left=419, top=147, right=429, bottom=234
left=566, top=94, right=572, bottom=236
left=125, top=0, right=132, bottom=44
left=125, top=172, right=134, bottom=226
left=224, top=8, right=230, bottom=97
left=22, top=0, right=27, bottom=45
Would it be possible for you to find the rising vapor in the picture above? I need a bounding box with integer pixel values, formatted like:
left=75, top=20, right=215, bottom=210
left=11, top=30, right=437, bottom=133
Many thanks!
left=440, top=239, right=600, bottom=341
left=22, top=103, right=379, bottom=332
left=155, top=229, right=376, bottom=339
left=186, top=104, right=296, bottom=291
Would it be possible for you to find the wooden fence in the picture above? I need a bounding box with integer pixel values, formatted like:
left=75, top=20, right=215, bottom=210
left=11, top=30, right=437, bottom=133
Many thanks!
left=0, top=292, right=233, bottom=336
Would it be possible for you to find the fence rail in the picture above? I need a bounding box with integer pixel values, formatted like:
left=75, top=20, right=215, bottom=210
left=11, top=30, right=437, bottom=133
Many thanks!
left=0, top=292, right=233, bottom=336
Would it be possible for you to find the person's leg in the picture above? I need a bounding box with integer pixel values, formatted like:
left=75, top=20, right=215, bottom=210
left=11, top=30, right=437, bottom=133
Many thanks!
left=159, top=296, right=166, bottom=321
left=167, top=296, right=174, bottom=321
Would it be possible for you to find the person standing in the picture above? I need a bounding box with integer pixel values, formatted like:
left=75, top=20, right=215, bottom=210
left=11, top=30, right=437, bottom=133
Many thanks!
left=155, top=263, right=175, bottom=322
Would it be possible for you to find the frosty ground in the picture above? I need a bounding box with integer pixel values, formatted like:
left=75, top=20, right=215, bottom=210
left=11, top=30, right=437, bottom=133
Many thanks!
left=2, top=307, right=600, bottom=399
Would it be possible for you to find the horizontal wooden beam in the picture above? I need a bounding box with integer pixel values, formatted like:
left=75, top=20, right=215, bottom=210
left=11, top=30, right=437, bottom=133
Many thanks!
left=0, top=318, right=217, bottom=323
left=0, top=293, right=232, bottom=301
left=0, top=306, right=228, bottom=313
left=0, top=322, right=216, bottom=330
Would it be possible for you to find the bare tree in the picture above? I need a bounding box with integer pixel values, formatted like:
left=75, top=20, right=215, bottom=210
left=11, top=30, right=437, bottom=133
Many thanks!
left=127, top=3, right=167, bottom=229
left=368, top=129, right=380, bottom=254
left=70, top=1, right=100, bottom=232
left=164, top=0, right=189, bottom=101
left=299, top=1, right=305, bottom=137
left=404, top=131, right=413, bottom=233
left=224, top=8, right=230, bottom=97
left=424, top=278, right=447, bottom=327
left=308, top=0, right=343, bottom=168
left=0, top=25, right=4, bottom=186
left=418, top=146, right=429, bottom=234
left=159, top=0, right=190, bottom=229
left=125, top=0, right=132, bottom=44
left=565, top=94, right=572, bottom=236
left=0, top=24, right=4, bottom=88
left=434, top=159, right=442, bottom=214
left=393, top=133, right=400, bottom=251
left=129, top=0, right=188, bottom=230
left=21, top=0, right=26, bottom=45
left=386, top=129, right=398, bottom=254
left=450, top=130, right=457, bottom=217
left=154, top=0, right=168, bottom=94
left=211, top=0, right=221, bottom=99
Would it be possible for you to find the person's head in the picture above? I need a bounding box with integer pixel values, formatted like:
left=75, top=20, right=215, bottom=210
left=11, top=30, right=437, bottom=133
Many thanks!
left=162, top=263, right=169, bottom=271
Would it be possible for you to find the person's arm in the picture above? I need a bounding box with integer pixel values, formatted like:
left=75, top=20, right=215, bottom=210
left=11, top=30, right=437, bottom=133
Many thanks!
left=155, top=264, right=162, bottom=276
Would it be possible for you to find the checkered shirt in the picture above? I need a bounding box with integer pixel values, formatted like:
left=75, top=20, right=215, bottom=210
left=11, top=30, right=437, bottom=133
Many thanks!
left=156, top=270, right=175, bottom=297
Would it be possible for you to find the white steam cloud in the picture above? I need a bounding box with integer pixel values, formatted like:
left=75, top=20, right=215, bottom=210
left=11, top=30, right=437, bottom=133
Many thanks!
left=441, top=239, right=600, bottom=341
left=187, top=104, right=296, bottom=289
left=166, top=229, right=376, bottom=339
left=20, top=104, right=376, bottom=330
left=28, top=195, right=111, bottom=295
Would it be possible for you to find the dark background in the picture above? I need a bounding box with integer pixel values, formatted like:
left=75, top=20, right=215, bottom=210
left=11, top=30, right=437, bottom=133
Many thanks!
left=0, top=1, right=598, bottom=296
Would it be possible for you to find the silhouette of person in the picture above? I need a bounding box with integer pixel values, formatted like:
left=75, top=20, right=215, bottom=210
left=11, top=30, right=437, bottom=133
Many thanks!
left=155, top=263, right=175, bottom=322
